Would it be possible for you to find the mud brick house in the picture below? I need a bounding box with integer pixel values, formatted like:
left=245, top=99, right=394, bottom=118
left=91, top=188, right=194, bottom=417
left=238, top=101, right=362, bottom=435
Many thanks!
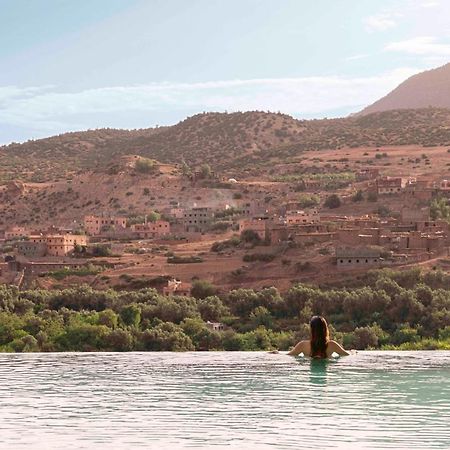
left=336, top=247, right=382, bottom=269
left=285, top=209, right=320, bottom=225
left=376, top=177, right=403, bottom=195
left=356, top=168, right=379, bottom=181
left=4, top=227, right=28, bottom=241
left=18, top=234, right=88, bottom=257
left=131, top=220, right=170, bottom=238
left=400, top=207, right=430, bottom=224
left=403, top=179, right=434, bottom=202
left=183, top=207, right=214, bottom=232
left=239, top=216, right=271, bottom=241
left=163, top=279, right=192, bottom=297
left=84, top=215, right=127, bottom=236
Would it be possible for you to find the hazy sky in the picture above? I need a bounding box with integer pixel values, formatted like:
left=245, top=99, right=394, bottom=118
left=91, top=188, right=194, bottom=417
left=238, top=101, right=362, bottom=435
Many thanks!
left=1, top=0, right=450, bottom=144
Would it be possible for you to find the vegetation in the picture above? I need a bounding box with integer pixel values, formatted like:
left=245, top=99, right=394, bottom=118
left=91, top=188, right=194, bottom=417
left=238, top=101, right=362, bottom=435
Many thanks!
left=430, top=196, right=450, bottom=221
left=42, top=264, right=104, bottom=280
left=297, top=194, right=320, bottom=208
left=3, top=108, right=450, bottom=182
left=274, top=172, right=355, bottom=190
left=167, top=255, right=204, bottom=264
left=135, top=157, right=158, bottom=174
left=324, top=194, right=341, bottom=209
left=243, top=253, right=276, bottom=262
left=352, top=190, right=364, bottom=202
left=0, top=268, right=449, bottom=352
left=240, top=229, right=262, bottom=244
left=211, top=236, right=240, bottom=252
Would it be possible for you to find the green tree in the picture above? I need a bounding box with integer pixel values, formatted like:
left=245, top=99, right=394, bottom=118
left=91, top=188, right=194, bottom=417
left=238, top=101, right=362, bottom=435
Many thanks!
left=106, top=329, right=134, bottom=351
left=191, top=280, right=217, bottom=299
left=120, top=305, right=141, bottom=328
left=197, top=296, right=229, bottom=321
left=250, top=306, right=273, bottom=328
left=430, top=197, right=450, bottom=221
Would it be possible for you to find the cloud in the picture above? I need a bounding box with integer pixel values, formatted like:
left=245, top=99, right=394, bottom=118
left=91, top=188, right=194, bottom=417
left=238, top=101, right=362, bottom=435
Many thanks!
left=345, top=54, right=370, bottom=61
left=364, top=13, right=398, bottom=32
left=420, top=1, right=440, bottom=8
left=385, top=36, right=450, bottom=56
left=0, top=68, right=422, bottom=142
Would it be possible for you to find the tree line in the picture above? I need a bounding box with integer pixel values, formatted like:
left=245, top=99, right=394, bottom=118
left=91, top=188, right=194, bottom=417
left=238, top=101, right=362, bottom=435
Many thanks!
left=0, top=267, right=449, bottom=352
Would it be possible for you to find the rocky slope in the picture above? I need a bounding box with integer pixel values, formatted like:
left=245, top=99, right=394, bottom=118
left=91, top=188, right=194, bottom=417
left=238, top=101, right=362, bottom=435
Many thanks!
left=359, top=63, right=450, bottom=115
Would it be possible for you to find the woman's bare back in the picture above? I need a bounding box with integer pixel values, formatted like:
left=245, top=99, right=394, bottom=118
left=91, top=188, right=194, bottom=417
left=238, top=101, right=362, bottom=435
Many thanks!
left=287, top=340, right=349, bottom=357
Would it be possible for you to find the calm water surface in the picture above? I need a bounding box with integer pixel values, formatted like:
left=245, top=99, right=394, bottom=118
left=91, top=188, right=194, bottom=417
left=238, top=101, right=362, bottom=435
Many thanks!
left=0, top=351, right=449, bottom=449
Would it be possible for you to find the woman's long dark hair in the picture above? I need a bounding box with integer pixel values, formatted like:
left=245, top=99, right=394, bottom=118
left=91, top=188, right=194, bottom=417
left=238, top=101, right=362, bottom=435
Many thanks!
left=310, top=316, right=329, bottom=358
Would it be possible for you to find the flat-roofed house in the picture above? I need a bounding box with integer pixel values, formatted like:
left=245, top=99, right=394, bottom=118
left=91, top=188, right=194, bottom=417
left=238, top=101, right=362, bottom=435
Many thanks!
left=183, top=207, right=214, bottom=232
left=376, top=177, right=403, bottom=195
left=84, top=215, right=127, bottom=236
left=336, top=246, right=382, bottom=269
left=163, top=279, right=192, bottom=297
left=285, top=209, right=320, bottom=225
left=239, top=216, right=270, bottom=241
left=5, top=227, right=28, bottom=241
left=131, top=220, right=170, bottom=238
left=45, top=234, right=88, bottom=257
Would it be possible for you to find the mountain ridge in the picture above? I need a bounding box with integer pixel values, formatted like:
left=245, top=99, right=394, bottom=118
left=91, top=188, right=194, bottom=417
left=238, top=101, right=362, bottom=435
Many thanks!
left=2, top=108, right=450, bottom=183
left=358, top=63, right=450, bottom=115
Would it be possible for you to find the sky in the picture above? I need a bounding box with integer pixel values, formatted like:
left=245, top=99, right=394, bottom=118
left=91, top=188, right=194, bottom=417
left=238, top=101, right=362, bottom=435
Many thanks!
left=1, top=0, right=450, bottom=144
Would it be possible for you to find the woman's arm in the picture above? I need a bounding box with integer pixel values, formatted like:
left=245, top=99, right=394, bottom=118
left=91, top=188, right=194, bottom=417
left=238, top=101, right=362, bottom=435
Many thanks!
left=328, top=340, right=350, bottom=356
left=287, top=340, right=307, bottom=356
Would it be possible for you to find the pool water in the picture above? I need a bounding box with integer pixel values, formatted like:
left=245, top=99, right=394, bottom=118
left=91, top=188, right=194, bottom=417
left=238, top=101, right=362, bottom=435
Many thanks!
left=0, top=351, right=449, bottom=449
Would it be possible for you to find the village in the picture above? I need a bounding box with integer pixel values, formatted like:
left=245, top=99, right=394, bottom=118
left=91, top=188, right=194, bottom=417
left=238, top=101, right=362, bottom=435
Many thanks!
left=2, top=151, right=450, bottom=295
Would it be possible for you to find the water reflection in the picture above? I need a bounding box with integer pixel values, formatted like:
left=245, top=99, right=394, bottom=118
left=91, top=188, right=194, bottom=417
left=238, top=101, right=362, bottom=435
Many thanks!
left=309, top=358, right=330, bottom=385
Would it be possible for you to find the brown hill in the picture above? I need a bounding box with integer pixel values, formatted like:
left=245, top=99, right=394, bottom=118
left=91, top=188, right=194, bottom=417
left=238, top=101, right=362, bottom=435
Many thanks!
left=2, top=108, right=450, bottom=183
left=359, top=63, right=450, bottom=115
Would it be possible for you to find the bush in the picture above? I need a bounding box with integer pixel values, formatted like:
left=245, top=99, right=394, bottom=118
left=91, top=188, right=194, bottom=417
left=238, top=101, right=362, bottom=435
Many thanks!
left=167, top=255, right=203, bottom=264
left=243, top=253, right=275, bottom=262
left=324, top=194, right=341, bottom=209
left=297, top=194, right=320, bottom=208
left=211, top=236, right=240, bottom=252
left=191, top=280, right=217, bottom=299
left=91, top=245, right=112, bottom=257
left=240, top=229, right=262, bottom=244
left=135, top=158, right=158, bottom=174
left=352, top=190, right=364, bottom=202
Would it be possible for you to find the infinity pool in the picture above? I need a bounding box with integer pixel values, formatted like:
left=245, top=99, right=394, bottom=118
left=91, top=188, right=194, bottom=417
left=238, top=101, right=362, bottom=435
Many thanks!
left=0, top=351, right=448, bottom=449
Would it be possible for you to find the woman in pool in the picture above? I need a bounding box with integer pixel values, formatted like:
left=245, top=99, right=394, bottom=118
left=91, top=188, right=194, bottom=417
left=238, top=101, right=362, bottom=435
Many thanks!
left=288, top=316, right=350, bottom=358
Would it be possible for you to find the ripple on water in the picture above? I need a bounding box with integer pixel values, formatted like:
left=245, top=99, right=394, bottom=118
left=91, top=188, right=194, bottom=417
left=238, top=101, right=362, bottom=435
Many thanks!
left=0, top=351, right=449, bottom=449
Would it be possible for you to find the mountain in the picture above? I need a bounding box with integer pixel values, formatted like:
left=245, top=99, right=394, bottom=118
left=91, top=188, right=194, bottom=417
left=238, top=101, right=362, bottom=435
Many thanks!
left=359, top=63, right=450, bottom=115
left=2, top=108, right=450, bottom=183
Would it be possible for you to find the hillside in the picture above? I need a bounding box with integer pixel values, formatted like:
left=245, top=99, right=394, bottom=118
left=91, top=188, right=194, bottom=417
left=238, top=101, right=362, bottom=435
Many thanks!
left=1, top=108, right=450, bottom=183
left=359, top=63, right=450, bottom=115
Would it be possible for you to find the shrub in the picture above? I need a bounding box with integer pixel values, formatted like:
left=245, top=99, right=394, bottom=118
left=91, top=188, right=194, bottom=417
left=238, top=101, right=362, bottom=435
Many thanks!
left=191, top=280, right=217, bottom=299
left=167, top=255, right=204, bottom=264
left=352, top=190, right=364, bottom=202
left=324, top=194, right=341, bottom=209
left=135, top=158, right=158, bottom=174
left=243, top=253, right=275, bottom=262
left=297, top=194, right=320, bottom=208
left=240, top=229, right=262, bottom=244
